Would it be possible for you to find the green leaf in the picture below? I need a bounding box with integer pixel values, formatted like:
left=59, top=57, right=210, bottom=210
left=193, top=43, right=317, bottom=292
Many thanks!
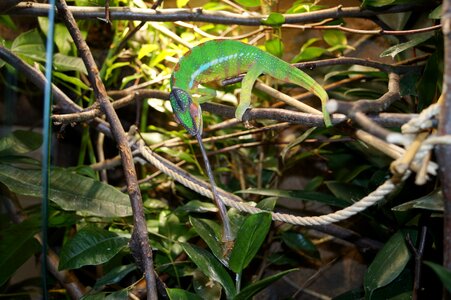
left=189, top=217, right=224, bottom=264
left=429, top=5, right=442, bottom=19
left=53, top=53, right=88, bottom=74
left=323, top=29, right=347, bottom=47
left=236, top=188, right=349, bottom=208
left=261, top=12, right=286, bottom=27
left=280, top=127, right=316, bottom=162
left=400, top=71, right=420, bottom=96
left=0, top=218, right=41, bottom=286
left=265, top=38, right=284, bottom=58
left=424, top=261, right=451, bottom=292
left=228, top=212, right=272, bottom=273
left=291, top=47, right=326, bottom=63
left=325, top=182, right=366, bottom=203
left=59, top=226, right=129, bottom=270
left=364, top=230, right=415, bottom=298
left=233, top=269, right=298, bottom=300
left=94, top=264, right=137, bottom=288
left=392, top=190, right=443, bottom=212
left=53, top=71, right=91, bottom=91
left=166, top=288, right=203, bottom=300
left=256, top=197, right=277, bottom=211
left=177, top=200, right=218, bottom=213
left=281, top=232, right=320, bottom=259
left=38, top=17, right=74, bottom=55
left=380, top=33, right=432, bottom=58
left=11, top=29, right=46, bottom=64
left=182, top=243, right=236, bottom=298
left=233, top=0, right=260, bottom=8
left=417, top=51, right=441, bottom=110
left=0, top=164, right=132, bottom=217
left=0, top=16, right=16, bottom=30
left=0, top=130, right=42, bottom=156
left=176, top=0, right=189, bottom=8
left=193, top=269, right=222, bottom=299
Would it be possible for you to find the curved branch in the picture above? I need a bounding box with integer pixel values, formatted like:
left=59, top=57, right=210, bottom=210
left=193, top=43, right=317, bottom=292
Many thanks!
left=9, top=3, right=427, bottom=25
left=56, top=1, right=157, bottom=299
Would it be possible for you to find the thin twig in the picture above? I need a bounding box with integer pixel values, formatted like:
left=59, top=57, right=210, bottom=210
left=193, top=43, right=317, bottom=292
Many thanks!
left=284, top=23, right=442, bottom=36
left=56, top=1, right=157, bottom=298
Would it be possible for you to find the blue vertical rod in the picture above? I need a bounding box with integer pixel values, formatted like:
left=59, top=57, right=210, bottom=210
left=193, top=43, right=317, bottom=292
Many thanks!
left=42, top=0, right=56, bottom=298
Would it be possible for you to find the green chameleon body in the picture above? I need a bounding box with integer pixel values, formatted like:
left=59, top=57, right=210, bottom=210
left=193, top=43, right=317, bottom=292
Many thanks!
left=169, top=40, right=330, bottom=250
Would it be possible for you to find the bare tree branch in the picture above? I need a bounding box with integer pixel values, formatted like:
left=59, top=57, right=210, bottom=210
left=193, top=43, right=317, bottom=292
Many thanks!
left=56, top=0, right=157, bottom=298
left=437, top=0, right=451, bottom=276
left=8, top=3, right=427, bottom=25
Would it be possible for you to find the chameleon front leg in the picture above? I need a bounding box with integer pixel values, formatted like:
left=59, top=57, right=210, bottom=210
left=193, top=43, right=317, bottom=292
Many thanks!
left=195, top=133, right=234, bottom=252
left=235, top=63, right=265, bottom=121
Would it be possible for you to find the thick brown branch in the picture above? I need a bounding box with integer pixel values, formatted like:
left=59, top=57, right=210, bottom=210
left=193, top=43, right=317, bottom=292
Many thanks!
left=437, top=0, right=451, bottom=276
left=8, top=3, right=427, bottom=25
left=329, top=72, right=401, bottom=141
left=55, top=1, right=157, bottom=299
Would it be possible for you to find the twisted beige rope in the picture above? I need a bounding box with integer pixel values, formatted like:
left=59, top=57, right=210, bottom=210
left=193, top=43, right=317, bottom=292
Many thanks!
left=131, top=97, right=450, bottom=226
left=135, top=140, right=403, bottom=226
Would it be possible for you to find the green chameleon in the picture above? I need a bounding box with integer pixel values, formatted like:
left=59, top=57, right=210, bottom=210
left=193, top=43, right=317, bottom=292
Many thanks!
left=169, top=40, right=330, bottom=250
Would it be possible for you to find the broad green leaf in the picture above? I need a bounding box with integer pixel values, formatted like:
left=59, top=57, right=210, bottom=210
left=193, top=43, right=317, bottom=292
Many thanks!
left=53, top=71, right=91, bottom=91
left=193, top=269, right=222, bottom=299
left=429, top=5, right=442, bottom=19
left=176, top=0, right=189, bottom=8
left=138, top=44, right=159, bottom=60
left=189, top=217, right=224, bottom=264
left=286, top=1, right=325, bottom=14
left=0, top=164, right=132, bottom=217
left=53, top=53, right=88, bottom=74
left=380, top=33, right=432, bottom=58
left=0, top=130, right=42, bottom=156
left=265, top=38, right=284, bottom=58
left=0, top=218, right=41, bottom=286
left=94, top=264, right=137, bottom=288
left=59, top=226, right=129, bottom=270
left=392, top=190, right=443, bottom=212
left=417, top=51, right=441, bottom=110
left=325, top=182, right=366, bottom=203
left=38, top=17, right=73, bottom=55
left=424, top=261, right=451, bottom=292
left=364, top=230, right=415, bottom=298
left=11, top=29, right=46, bottom=63
left=0, top=16, right=16, bottom=30
left=323, top=29, right=347, bottom=47
left=233, top=0, right=260, bottom=7
left=233, top=269, right=298, bottom=300
left=292, top=47, right=326, bottom=63
left=182, top=243, right=236, bottom=298
left=400, top=71, right=420, bottom=96
left=228, top=212, right=272, bottom=273
left=256, top=197, right=277, bottom=211
left=236, top=188, right=349, bottom=208
left=281, top=232, right=320, bottom=259
left=166, top=288, right=203, bottom=300
left=262, top=12, right=286, bottom=27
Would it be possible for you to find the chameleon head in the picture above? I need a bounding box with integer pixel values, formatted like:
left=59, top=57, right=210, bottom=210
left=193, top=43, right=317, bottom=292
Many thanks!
left=169, top=88, right=203, bottom=136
